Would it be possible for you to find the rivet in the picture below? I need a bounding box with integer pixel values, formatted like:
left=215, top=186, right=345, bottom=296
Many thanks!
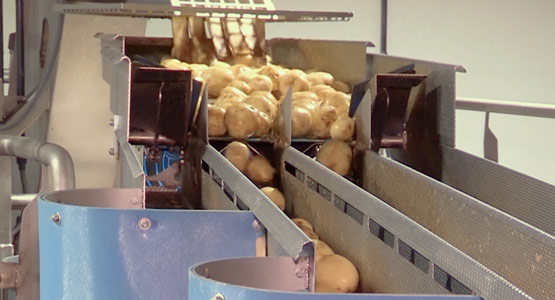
left=51, top=212, right=62, bottom=224
left=138, top=217, right=151, bottom=231
left=252, top=219, right=264, bottom=232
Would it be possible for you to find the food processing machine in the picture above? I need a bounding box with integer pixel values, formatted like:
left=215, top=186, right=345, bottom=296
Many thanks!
left=0, top=0, right=554, bottom=299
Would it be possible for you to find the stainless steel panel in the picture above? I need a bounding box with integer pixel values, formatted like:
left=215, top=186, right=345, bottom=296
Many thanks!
left=201, top=171, right=238, bottom=211
left=362, top=150, right=553, bottom=300
left=283, top=147, right=530, bottom=299
left=0, top=157, right=13, bottom=259
left=442, top=145, right=555, bottom=237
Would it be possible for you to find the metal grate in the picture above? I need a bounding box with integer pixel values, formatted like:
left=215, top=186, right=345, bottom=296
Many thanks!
left=173, top=0, right=275, bottom=11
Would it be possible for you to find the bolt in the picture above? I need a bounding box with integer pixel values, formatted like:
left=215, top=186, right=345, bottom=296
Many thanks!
left=109, top=148, right=115, bottom=156
left=138, top=217, right=152, bottom=231
left=51, top=212, right=62, bottom=224
left=252, top=219, right=264, bottom=232
left=109, top=118, right=114, bottom=127
left=211, top=293, right=225, bottom=300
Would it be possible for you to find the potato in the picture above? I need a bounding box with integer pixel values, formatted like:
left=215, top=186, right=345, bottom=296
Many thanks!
left=311, top=84, right=336, bottom=102
left=307, top=71, right=334, bottom=86
left=219, top=86, right=247, bottom=98
left=232, top=55, right=257, bottom=67
left=315, top=254, right=359, bottom=293
left=291, top=106, right=312, bottom=137
left=207, top=105, right=226, bottom=136
left=250, top=91, right=278, bottom=105
left=245, top=95, right=278, bottom=121
left=292, top=91, right=319, bottom=103
left=298, top=224, right=319, bottom=240
left=261, top=187, right=286, bottom=211
left=314, top=240, right=335, bottom=263
left=332, top=80, right=351, bottom=93
left=316, top=140, right=352, bottom=176
left=292, top=218, right=314, bottom=231
left=330, top=117, right=355, bottom=141
left=323, top=91, right=350, bottom=117
left=224, top=141, right=251, bottom=172
left=248, top=75, right=273, bottom=93
left=201, top=66, right=235, bottom=98
left=237, top=72, right=258, bottom=83
left=224, top=103, right=259, bottom=139
left=310, top=106, right=339, bottom=138
left=279, top=70, right=311, bottom=96
left=246, top=155, right=275, bottom=184
left=258, top=64, right=286, bottom=92
left=161, top=59, right=189, bottom=71
left=292, top=99, right=318, bottom=117
left=256, top=112, right=272, bottom=137
left=230, top=64, right=252, bottom=76
left=189, top=63, right=209, bottom=78
left=214, top=93, right=245, bottom=110
left=229, top=80, right=252, bottom=94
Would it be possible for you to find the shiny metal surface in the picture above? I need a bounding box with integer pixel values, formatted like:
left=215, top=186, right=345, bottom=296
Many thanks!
left=283, top=147, right=530, bottom=299
left=202, top=145, right=314, bottom=263
left=0, top=157, right=13, bottom=260
left=441, top=145, right=555, bottom=237
left=36, top=193, right=258, bottom=300
left=10, top=193, right=37, bottom=210
left=189, top=257, right=481, bottom=299
left=0, top=136, right=75, bottom=191
left=456, top=97, right=555, bottom=118
left=40, top=188, right=144, bottom=209
left=362, top=150, right=553, bottom=300
left=55, top=1, right=353, bottom=22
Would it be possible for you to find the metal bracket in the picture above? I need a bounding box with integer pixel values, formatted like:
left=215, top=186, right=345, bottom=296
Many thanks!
left=0, top=261, right=17, bottom=289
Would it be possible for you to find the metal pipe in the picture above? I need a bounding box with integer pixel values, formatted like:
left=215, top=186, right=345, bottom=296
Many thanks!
left=0, top=136, right=75, bottom=191
left=380, top=0, right=388, bottom=54
left=10, top=193, right=36, bottom=209
left=456, top=97, right=555, bottom=119
left=15, top=0, right=24, bottom=96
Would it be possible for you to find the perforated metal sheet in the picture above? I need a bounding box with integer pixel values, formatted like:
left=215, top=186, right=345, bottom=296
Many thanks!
left=282, top=148, right=531, bottom=300
left=55, top=1, right=352, bottom=21
left=442, top=145, right=555, bottom=237
left=362, top=151, right=553, bottom=300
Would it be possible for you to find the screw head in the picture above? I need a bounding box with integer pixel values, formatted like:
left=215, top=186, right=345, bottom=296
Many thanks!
left=252, top=219, right=264, bottom=232
left=138, top=217, right=152, bottom=231
left=108, top=148, right=115, bottom=156
left=51, top=212, right=62, bottom=224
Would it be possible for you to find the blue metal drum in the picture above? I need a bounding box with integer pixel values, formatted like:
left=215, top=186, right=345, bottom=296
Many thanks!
left=188, top=257, right=481, bottom=300
left=35, top=190, right=260, bottom=300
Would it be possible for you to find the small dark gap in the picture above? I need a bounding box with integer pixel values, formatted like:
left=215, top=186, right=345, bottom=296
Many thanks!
left=413, top=250, right=430, bottom=274
left=434, top=266, right=450, bottom=291
left=307, top=177, right=318, bottom=192
left=398, top=239, right=413, bottom=263
left=223, top=183, right=234, bottom=202
left=334, top=195, right=346, bottom=212
left=202, top=160, right=210, bottom=173
left=450, top=278, right=472, bottom=295
left=383, top=229, right=395, bottom=248
left=285, top=162, right=296, bottom=176
left=345, top=203, right=364, bottom=225
left=236, top=196, right=249, bottom=211
left=317, top=184, right=332, bottom=202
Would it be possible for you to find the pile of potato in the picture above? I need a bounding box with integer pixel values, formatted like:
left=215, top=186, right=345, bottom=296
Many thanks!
left=160, top=56, right=356, bottom=141
left=293, top=218, right=360, bottom=293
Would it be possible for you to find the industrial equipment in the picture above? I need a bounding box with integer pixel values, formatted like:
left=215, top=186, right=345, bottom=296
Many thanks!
left=0, top=0, right=553, bottom=300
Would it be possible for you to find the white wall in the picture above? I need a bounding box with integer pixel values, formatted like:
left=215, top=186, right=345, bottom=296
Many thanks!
left=387, top=0, right=555, bottom=184
left=266, top=0, right=555, bottom=184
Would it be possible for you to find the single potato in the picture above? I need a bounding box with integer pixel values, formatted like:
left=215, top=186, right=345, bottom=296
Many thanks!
left=246, top=155, right=275, bottom=184
left=310, top=106, right=339, bottom=138
left=291, top=106, right=312, bottom=137
left=201, top=66, right=235, bottom=98
left=207, top=105, right=226, bottom=136
left=330, top=117, right=355, bottom=141
left=261, top=187, right=286, bottom=211
left=315, top=254, right=359, bottom=293
left=224, top=141, right=251, bottom=172
left=224, top=103, right=259, bottom=139
left=316, top=140, right=352, bottom=176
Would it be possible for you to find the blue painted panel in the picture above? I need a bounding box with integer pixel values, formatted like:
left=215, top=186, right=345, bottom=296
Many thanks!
left=37, top=199, right=258, bottom=300
left=189, top=270, right=481, bottom=300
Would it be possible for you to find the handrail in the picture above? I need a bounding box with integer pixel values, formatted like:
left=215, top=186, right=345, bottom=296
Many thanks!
left=456, top=97, right=555, bottom=119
